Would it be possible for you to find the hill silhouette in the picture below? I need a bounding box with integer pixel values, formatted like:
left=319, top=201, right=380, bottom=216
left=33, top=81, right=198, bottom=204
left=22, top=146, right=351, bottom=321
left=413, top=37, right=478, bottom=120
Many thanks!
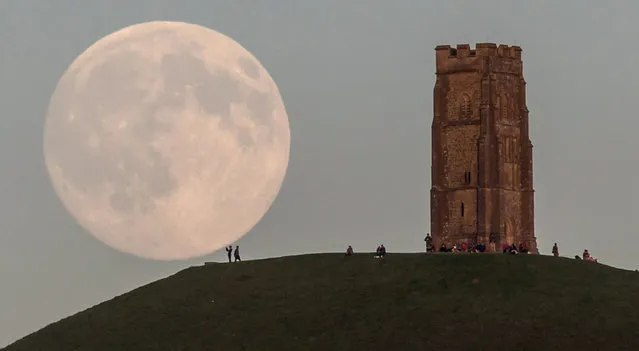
left=4, top=253, right=639, bottom=350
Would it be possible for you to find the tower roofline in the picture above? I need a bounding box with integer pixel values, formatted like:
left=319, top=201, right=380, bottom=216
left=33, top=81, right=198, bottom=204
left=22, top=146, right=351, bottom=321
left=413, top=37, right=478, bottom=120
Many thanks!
left=435, top=43, right=522, bottom=60
left=435, top=43, right=523, bottom=75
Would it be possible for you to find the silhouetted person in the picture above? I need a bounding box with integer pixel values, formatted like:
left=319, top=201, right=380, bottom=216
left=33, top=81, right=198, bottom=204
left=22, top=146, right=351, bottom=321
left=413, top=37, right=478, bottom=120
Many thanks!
left=234, top=246, right=241, bottom=262
left=225, top=246, right=233, bottom=263
left=346, top=245, right=354, bottom=256
left=374, top=245, right=386, bottom=258
left=552, top=243, right=559, bottom=257
left=424, top=233, right=433, bottom=252
left=489, top=233, right=497, bottom=252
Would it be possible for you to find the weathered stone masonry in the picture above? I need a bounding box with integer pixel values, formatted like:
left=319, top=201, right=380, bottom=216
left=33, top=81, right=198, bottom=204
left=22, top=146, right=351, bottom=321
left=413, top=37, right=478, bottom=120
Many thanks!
left=430, top=43, right=537, bottom=253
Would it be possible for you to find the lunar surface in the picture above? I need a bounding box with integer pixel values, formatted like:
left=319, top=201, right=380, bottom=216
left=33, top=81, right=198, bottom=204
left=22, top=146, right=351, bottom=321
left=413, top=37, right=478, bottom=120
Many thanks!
left=43, top=21, right=290, bottom=260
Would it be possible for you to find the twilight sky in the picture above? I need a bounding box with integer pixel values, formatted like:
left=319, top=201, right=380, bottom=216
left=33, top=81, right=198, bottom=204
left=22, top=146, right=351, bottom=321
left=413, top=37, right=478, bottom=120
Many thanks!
left=0, top=0, right=636, bottom=346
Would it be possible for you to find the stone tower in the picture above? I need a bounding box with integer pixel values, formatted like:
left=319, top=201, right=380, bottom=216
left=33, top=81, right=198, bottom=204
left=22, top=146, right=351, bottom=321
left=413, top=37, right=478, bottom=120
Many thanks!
left=430, top=43, right=537, bottom=253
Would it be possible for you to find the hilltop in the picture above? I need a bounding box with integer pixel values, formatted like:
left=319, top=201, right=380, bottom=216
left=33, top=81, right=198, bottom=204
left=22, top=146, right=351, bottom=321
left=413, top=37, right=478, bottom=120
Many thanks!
left=4, top=253, right=639, bottom=350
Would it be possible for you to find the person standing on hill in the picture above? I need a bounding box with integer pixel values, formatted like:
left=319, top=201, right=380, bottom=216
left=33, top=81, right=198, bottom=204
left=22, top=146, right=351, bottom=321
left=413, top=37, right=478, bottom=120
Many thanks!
left=552, top=243, right=559, bottom=257
left=424, top=233, right=433, bottom=253
left=225, top=246, right=233, bottom=263
left=233, top=246, right=241, bottom=262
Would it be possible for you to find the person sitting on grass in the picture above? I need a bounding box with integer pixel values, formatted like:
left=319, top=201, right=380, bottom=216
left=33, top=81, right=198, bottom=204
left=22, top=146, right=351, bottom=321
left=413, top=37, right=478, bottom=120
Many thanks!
left=345, top=245, right=353, bottom=256
left=583, top=250, right=598, bottom=263
left=374, top=245, right=386, bottom=258
left=504, top=244, right=518, bottom=255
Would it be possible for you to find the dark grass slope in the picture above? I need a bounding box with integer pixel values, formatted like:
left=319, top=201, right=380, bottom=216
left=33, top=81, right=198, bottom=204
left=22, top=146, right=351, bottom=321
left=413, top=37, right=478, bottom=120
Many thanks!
left=5, top=253, right=639, bottom=351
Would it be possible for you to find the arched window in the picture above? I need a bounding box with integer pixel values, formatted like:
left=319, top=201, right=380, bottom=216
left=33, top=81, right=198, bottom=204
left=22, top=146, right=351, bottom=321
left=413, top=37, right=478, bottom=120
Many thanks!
left=460, top=94, right=472, bottom=119
left=461, top=202, right=465, bottom=217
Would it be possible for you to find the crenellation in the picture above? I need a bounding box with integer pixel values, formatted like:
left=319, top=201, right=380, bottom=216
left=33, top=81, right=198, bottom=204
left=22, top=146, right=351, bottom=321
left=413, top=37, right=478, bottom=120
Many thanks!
left=437, top=43, right=522, bottom=60
left=456, top=44, right=472, bottom=58
left=497, top=44, right=509, bottom=57
left=436, top=43, right=523, bottom=74
left=475, top=43, right=498, bottom=56
left=510, top=46, right=522, bottom=59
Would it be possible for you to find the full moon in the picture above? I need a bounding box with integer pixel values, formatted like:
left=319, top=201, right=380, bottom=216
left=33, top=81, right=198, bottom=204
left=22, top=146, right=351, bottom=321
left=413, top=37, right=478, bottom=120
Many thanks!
left=43, top=21, right=290, bottom=260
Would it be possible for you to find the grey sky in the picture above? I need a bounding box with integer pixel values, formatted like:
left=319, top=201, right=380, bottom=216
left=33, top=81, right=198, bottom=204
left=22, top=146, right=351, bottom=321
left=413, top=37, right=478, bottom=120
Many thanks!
left=0, top=0, right=635, bottom=346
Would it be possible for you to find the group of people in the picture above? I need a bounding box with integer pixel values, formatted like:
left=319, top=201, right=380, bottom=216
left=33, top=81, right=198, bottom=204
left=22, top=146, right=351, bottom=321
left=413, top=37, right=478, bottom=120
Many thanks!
left=436, top=242, right=488, bottom=253
left=228, top=238, right=598, bottom=264
left=503, top=242, right=529, bottom=254
left=343, top=244, right=386, bottom=258
left=422, top=234, right=597, bottom=262
left=225, top=245, right=241, bottom=262
left=553, top=243, right=598, bottom=262
left=424, top=233, right=527, bottom=254
left=424, top=233, right=487, bottom=253
left=375, top=244, right=387, bottom=258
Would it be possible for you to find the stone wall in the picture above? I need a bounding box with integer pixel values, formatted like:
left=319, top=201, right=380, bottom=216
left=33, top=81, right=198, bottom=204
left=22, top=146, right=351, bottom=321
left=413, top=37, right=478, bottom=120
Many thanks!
left=430, top=43, right=537, bottom=253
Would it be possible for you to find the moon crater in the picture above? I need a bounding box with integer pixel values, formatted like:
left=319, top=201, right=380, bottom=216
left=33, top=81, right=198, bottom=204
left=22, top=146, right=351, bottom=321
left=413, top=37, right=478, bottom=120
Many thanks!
left=43, top=21, right=290, bottom=260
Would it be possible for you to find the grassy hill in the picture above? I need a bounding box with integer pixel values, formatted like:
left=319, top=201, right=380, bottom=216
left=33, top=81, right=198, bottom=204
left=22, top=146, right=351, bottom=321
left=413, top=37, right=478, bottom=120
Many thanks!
left=4, top=253, right=639, bottom=351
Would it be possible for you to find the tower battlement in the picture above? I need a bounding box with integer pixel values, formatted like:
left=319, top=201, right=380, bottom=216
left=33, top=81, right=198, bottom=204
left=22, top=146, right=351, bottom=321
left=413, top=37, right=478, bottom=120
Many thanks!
left=435, top=43, right=522, bottom=60
left=435, top=43, right=523, bottom=74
